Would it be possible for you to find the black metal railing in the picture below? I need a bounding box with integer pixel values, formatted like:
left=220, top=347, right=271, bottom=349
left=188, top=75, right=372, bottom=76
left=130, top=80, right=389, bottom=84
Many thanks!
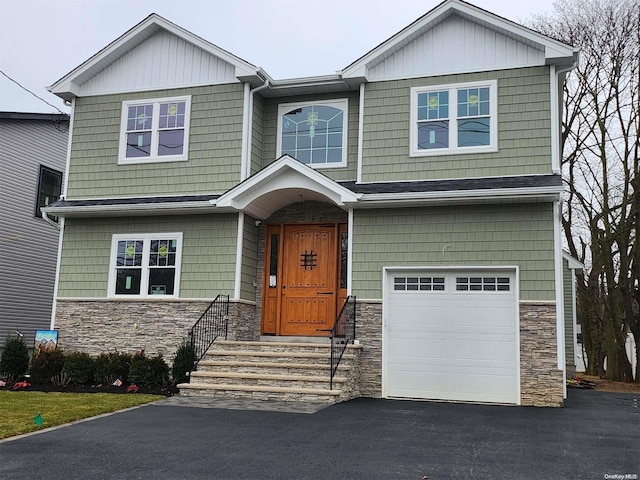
left=329, top=295, right=356, bottom=390
left=188, top=294, right=229, bottom=368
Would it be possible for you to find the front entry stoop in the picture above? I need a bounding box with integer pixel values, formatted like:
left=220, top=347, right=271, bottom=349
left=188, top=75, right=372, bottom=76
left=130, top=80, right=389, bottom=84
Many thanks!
left=177, top=340, right=362, bottom=404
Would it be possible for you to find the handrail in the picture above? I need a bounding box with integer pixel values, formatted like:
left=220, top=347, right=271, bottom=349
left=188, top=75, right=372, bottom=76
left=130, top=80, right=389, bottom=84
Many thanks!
left=188, top=294, right=229, bottom=370
left=329, top=296, right=356, bottom=390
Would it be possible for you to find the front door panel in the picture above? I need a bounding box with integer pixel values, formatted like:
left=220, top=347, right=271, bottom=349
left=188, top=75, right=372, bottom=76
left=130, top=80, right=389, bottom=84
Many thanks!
left=280, top=225, right=336, bottom=336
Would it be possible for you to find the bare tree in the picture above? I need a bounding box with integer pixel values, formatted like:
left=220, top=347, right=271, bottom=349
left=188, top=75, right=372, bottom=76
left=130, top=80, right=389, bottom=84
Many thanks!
left=532, top=0, right=639, bottom=381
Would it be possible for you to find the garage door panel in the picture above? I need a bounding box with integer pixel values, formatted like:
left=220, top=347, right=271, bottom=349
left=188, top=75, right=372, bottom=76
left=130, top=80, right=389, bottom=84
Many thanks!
left=385, top=270, right=518, bottom=404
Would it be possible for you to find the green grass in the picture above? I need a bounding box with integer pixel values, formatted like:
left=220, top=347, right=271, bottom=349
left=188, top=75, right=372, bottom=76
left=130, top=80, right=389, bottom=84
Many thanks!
left=0, top=391, right=164, bottom=439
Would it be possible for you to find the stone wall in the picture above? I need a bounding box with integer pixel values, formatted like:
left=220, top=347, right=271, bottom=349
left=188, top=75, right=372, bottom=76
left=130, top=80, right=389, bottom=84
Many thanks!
left=519, top=302, right=564, bottom=407
left=354, top=301, right=383, bottom=398
left=54, top=298, right=253, bottom=361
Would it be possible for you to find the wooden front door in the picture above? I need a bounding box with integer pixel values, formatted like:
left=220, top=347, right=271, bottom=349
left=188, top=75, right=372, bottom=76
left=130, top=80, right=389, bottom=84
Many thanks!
left=262, top=223, right=345, bottom=336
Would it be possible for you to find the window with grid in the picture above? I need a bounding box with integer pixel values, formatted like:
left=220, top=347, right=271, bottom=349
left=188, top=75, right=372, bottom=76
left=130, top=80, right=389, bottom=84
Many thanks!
left=393, top=276, right=445, bottom=291
left=110, top=233, right=182, bottom=297
left=410, top=80, right=497, bottom=156
left=277, top=99, right=348, bottom=168
left=119, top=96, right=190, bottom=164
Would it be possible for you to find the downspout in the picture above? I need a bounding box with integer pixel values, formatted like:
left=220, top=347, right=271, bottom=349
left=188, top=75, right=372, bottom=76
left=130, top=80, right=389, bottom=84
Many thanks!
left=550, top=58, right=578, bottom=173
left=554, top=198, right=567, bottom=399
left=242, top=78, right=270, bottom=181
left=42, top=211, right=61, bottom=231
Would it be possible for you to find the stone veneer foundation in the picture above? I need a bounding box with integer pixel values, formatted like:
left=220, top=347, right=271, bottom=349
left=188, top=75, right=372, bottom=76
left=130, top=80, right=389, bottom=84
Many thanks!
left=54, top=297, right=564, bottom=407
left=54, top=298, right=256, bottom=361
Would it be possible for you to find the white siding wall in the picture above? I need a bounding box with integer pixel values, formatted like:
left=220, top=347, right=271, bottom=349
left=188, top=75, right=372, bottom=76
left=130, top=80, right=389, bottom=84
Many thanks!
left=80, top=30, right=238, bottom=96
left=368, top=14, right=544, bottom=80
left=0, top=117, right=68, bottom=347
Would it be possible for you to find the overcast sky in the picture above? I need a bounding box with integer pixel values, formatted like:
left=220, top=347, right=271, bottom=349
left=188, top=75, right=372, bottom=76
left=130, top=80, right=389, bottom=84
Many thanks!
left=0, top=0, right=559, bottom=114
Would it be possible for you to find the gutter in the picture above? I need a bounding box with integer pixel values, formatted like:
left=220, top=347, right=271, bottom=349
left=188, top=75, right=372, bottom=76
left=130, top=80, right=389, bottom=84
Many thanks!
left=354, top=185, right=564, bottom=205
left=41, top=211, right=61, bottom=231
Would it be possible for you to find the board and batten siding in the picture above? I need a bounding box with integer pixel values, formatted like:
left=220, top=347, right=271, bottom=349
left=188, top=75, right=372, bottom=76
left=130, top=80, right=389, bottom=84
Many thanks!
left=0, top=117, right=68, bottom=345
left=351, top=203, right=556, bottom=300
left=58, top=214, right=238, bottom=299
left=66, top=83, right=245, bottom=199
left=361, top=66, right=552, bottom=182
left=261, top=92, right=359, bottom=182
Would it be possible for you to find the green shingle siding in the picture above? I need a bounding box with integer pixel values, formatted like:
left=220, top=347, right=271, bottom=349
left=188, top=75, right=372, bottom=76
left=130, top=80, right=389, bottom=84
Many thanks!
left=361, top=66, right=552, bottom=181
left=261, top=92, right=359, bottom=182
left=67, top=84, right=245, bottom=199
left=240, top=217, right=259, bottom=301
left=351, top=203, right=555, bottom=300
left=251, top=95, right=264, bottom=175
left=58, top=214, right=238, bottom=298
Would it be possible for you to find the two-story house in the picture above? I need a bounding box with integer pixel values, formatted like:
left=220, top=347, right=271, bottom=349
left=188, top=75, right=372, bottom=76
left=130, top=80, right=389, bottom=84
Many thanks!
left=0, top=111, right=68, bottom=350
left=45, top=0, right=578, bottom=406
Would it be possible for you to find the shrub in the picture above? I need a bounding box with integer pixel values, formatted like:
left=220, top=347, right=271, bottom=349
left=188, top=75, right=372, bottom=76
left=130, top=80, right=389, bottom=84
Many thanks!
left=129, top=352, right=170, bottom=386
left=29, top=349, right=65, bottom=384
left=62, top=352, right=95, bottom=385
left=94, top=351, right=132, bottom=384
left=171, top=341, right=196, bottom=384
left=0, top=335, right=30, bottom=382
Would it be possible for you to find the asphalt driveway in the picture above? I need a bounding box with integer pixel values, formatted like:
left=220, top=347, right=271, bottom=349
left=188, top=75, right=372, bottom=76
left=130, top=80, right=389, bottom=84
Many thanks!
left=1, top=389, right=638, bottom=480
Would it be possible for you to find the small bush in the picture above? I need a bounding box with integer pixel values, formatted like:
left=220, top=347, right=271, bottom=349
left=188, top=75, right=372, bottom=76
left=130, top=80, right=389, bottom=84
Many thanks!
left=62, top=352, right=95, bottom=385
left=0, top=335, right=30, bottom=382
left=171, top=341, right=196, bottom=384
left=129, top=352, right=170, bottom=386
left=29, top=349, right=65, bottom=384
left=94, top=352, right=132, bottom=384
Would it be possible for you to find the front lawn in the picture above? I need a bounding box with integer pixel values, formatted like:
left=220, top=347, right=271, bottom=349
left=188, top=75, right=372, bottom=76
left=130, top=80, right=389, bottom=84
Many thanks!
left=0, top=391, right=163, bottom=439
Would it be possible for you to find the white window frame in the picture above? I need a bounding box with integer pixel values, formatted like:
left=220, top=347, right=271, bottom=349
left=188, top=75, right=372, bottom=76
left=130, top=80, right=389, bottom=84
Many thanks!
left=118, top=95, right=191, bottom=165
left=276, top=98, right=349, bottom=169
left=108, top=233, right=183, bottom=298
left=409, top=80, right=497, bottom=157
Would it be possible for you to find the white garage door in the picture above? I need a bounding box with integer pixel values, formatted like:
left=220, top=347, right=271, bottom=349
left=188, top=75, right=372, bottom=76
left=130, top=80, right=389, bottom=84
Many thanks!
left=384, top=269, right=519, bottom=404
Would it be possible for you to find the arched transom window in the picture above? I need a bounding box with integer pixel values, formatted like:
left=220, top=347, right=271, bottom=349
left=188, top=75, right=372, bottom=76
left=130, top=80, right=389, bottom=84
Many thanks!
left=277, top=99, right=348, bottom=168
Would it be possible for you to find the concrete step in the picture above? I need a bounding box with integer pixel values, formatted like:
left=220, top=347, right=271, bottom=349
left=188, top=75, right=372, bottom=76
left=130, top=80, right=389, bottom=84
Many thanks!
left=197, top=360, right=351, bottom=376
left=177, top=383, right=342, bottom=404
left=189, top=371, right=347, bottom=389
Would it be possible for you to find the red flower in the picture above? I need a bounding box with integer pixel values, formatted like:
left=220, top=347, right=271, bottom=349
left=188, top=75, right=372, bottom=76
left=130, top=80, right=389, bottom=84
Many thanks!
left=126, top=384, right=139, bottom=393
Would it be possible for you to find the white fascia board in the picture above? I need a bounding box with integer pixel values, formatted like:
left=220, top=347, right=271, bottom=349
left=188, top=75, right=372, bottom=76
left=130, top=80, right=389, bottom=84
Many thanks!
left=353, top=185, right=564, bottom=206
left=43, top=200, right=219, bottom=217
left=49, top=13, right=259, bottom=98
left=341, top=0, right=574, bottom=79
left=562, top=251, right=584, bottom=270
left=215, top=156, right=361, bottom=209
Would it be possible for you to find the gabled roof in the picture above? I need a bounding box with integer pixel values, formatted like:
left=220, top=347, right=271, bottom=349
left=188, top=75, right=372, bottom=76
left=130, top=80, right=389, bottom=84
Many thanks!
left=215, top=155, right=362, bottom=219
left=340, top=0, right=578, bottom=82
left=48, top=13, right=265, bottom=101
left=562, top=251, right=584, bottom=270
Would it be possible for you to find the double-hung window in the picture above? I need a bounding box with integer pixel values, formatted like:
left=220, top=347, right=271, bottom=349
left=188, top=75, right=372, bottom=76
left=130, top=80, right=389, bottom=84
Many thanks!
left=410, top=80, right=497, bottom=156
left=276, top=99, right=348, bottom=168
left=109, top=233, right=183, bottom=297
left=118, top=96, right=191, bottom=164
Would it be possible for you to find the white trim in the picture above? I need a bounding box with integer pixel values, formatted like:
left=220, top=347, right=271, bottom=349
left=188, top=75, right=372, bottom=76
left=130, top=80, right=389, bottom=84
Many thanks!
left=553, top=200, right=567, bottom=397
left=571, top=267, right=580, bottom=373
left=341, top=0, right=577, bottom=80
left=62, top=98, right=75, bottom=198
left=352, top=172, right=558, bottom=185
left=347, top=208, right=354, bottom=295
left=44, top=200, right=219, bottom=217
left=107, top=232, right=183, bottom=298
left=50, top=217, right=65, bottom=329
left=550, top=65, right=560, bottom=173
left=234, top=212, right=244, bottom=300
left=117, top=95, right=191, bottom=165
left=409, top=79, right=498, bottom=157
left=276, top=98, right=349, bottom=169
left=381, top=265, right=521, bottom=405
left=356, top=83, right=365, bottom=183
left=240, top=82, right=251, bottom=181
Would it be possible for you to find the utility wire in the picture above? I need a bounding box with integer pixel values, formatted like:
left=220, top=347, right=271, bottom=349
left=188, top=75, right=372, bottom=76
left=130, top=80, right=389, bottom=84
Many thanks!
left=0, top=69, right=68, bottom=116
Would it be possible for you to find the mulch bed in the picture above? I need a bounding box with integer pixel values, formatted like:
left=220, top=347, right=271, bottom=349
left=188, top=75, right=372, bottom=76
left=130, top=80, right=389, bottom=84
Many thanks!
left=0, top=382, right=178, bottom=396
